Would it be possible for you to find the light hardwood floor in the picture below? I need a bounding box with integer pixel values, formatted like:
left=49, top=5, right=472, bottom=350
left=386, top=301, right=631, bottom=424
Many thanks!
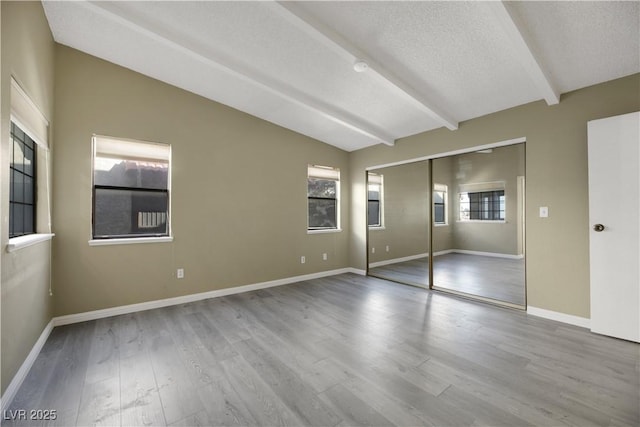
left=369, top=253, right=526, bottom=305
left=4, top=274, right=638, bottom=426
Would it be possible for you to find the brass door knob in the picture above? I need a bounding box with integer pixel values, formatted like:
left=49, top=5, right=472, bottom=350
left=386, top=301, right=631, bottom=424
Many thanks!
left=593, top=224, right=605, bottom=232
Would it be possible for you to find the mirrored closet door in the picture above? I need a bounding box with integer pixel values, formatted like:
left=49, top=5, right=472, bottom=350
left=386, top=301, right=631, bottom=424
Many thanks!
left=366, top=142, right=526, bottom=309
left=366, top=161, right=431, bottom=288
left=431, top=144, right=526, bottom=307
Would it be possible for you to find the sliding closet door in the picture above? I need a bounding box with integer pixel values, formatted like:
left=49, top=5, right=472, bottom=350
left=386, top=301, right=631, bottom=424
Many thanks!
left=431, top=144, right=526, bottom=308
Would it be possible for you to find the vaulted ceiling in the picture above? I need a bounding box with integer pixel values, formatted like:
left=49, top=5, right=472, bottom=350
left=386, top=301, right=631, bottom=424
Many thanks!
left=42, top=1, right=640, bottom=152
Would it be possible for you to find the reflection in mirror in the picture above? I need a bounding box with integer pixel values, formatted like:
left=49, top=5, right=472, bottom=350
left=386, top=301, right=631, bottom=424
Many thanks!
left=366, top=142, right=526, bottom=308
left=432, top=144, right=525, bottom=306
left=367, top=161, right=430, bottom=288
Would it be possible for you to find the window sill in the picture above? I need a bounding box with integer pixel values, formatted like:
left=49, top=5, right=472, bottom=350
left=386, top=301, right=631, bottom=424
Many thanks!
left=434, top=223, right=449, bottom=227
left=7, top=233, right=55, bottom=253
left=307, top=228, right=342, bottom=235
left=369, top=226, right=386, bottom=231
left=457, top=220, right=506, bottom=224
left=89, top=236, right=173, bottom=246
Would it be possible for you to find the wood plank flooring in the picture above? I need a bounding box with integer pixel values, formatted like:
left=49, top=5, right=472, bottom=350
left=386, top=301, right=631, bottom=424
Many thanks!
left=3, top=274, right=638, bottom=426
left=369, top=253, right=526, bottom=305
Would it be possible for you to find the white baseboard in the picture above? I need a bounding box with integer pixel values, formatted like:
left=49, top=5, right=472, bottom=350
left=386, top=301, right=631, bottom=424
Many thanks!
left=433, top=249, right=455, bottom=257
left=527, top=306, right=590, bottom=329
left=53, top=267, right=360, bottom=326
left=1, top=319, right=54, bottom=413
left=346, top=268, right=367, bottom=276
left=369, top=253, right=429, bottom=268
left=451, top=249, right=524, bottom=259
left=368, top=249, right=522, bottom=268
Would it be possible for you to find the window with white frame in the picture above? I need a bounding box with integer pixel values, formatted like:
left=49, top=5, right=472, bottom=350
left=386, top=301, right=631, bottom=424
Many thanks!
left=92, top=136, right=171, bottom=239
left=459, top=181, right=505, bottom=221
left=367, top=172, right=383, bottom=227
left=9, top=77, right=51, bottom=242
left=433, top=183, right=447, bottom=225
left=307, top=165, right=340, bottom=231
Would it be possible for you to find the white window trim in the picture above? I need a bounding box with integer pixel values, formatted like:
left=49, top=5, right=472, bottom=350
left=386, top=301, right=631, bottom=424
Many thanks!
left=7, top=233, right=54, bottom=253
left=368, top=173, right=384, bottom=229
left=307, top=228, right=342, bottom=235
left=91, top=135, right=172, bottom=241
left=89, top=236, right=173, bottom=246
left=456, top=220, right=507, bottom=224
left=307, top=165, right=340, bottom=232
left=459, top=181, right=505, bottom=193
left=10, top=77, right=49, bottom=149
left=10, top=80, right=54, bottom=240
left=434, top=183, right=448, bottom=226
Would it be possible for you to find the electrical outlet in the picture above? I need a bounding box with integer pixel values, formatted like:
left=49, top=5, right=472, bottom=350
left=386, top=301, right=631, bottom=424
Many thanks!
left=322, top=253, right=327, bottom=261
left=301, top=256, right=306, bottom=264
left=371, top=247, right=376, bottom=254
left=385, top=245, right=389, bottom=252
left=177, top=268, right=184, bottom=279
left=539, top=206, right=549, bottom=218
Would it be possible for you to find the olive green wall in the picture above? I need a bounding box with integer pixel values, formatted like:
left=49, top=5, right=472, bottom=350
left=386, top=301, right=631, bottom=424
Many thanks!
left=366, top=158, right=455, bottom=264
left=350, top=73, right=640, bottom=318
left=52, top=45, right=350, bottom=317
left=368, top=161, right=429, bottom=263
left=432, top=155, right=454, bottom=252
left=447, top=143, right=525, bottom=255
left=367, top=144, right=524, bottom=265
left=1, top=1, right=55, bottom=395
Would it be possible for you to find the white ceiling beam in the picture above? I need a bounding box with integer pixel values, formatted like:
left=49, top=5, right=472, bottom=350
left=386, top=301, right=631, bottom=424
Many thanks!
left=488, top=1, right=560, bottom=105
left=269, top=1, right=459, bottom=131
left=84, top=2, right=396, bottom=147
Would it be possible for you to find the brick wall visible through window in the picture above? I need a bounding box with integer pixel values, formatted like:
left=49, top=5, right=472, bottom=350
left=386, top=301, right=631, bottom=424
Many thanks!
left=92, top=136, right=171, bottom=239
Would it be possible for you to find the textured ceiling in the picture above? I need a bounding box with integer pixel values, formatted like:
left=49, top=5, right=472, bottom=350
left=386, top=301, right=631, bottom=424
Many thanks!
left=42, top=1, right=640, bottom=152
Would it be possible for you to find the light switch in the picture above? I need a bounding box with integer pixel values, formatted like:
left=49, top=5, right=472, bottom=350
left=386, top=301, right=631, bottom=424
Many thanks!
left=539, top=206, right=549, bottom=218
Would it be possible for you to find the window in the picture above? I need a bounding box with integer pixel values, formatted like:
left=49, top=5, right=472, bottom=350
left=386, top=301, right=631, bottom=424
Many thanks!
left=9, top=122, right=37, bottom=238
left=460, top=190, right=505, bottom=221
left=8, top=77, right=51, bottom=247
left=308, top=165, right=340, bottom=231
left=368, top=172, right=383, bottom=227
left=433, top=183, right=447, bottom=225
left=92, top=136, right=171, bottom=239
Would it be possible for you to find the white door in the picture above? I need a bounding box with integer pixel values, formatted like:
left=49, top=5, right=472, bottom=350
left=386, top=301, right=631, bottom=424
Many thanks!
left=588, top=112, right=639, bottom=342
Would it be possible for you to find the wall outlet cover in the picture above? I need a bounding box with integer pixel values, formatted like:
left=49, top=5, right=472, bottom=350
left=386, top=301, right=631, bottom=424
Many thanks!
left=539, top=206, right=549, bottom=218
